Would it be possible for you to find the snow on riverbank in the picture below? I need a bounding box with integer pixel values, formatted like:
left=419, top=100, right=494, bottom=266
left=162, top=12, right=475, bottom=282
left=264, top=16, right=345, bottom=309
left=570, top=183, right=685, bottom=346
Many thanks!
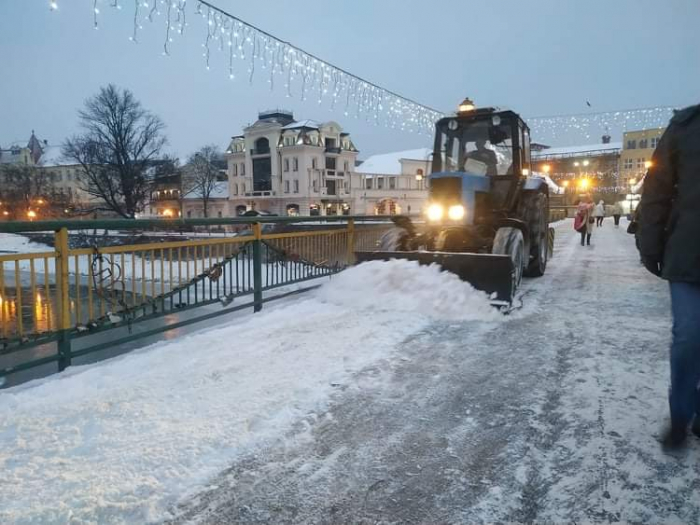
left=0, top=260, right=504, bottom=524
left=0, top=232, right=53, bottom=254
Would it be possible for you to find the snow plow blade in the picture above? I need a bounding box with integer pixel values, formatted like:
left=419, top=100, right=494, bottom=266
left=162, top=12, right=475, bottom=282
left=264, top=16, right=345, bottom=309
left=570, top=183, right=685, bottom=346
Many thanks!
left=354, top=251, right=515, bottom=304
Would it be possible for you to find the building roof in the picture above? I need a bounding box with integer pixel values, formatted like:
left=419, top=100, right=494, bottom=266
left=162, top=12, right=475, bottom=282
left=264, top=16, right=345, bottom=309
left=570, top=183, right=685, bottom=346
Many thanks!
left=38, top=145, right=75, bottom=167
left=282, top=119, right=321, bottom=130
left=183, top=181, right=229, bottom=200
left=358, top=148, right=433, bottom=175
left=532, top=142, right=622, bottom=160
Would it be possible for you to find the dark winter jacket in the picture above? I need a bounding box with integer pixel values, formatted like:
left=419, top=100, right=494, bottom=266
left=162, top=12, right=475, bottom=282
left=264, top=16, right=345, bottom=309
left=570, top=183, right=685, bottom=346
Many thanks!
left=639, top=104, right=700, bottom=283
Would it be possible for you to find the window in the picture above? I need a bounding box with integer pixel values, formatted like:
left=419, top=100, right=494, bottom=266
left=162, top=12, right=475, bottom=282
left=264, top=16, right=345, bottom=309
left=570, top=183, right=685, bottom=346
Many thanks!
left=284, top=180, right=290, bottom=193
left=233, top=183, right=238, bottom=195
left=313, top=180, right=318, bottom=192
left=377, top=177, right=384, bottom=190
left=637, top=158, right=646, bottom=169
left=343, top=161, right=349, bottom=173
left=284, top=158, right=289, bottom=172
left=311, top=136, right=318, bottom=146
left=417, top=169, right=424, bottom=176
left=326, top=156, right=336, bottom=170
left=365, top=178, right=372, bottom=189
left=242, top=182, right=246, bottom=194
left=254, top=137, right=270, bottom=155
left=293, top=157, right=299, bottom=172
left=389, top=177, right=396, bottom=189
left=651, top=137, right=661, bottom=148
left=294, top=180, right=299, bottom=193
left=240, top=163, right=245, bottom=176
left=639, top=139, right=648, bottom=149
left=232, top=164, right=238, bottom=176
left=312, top=157, right=317, bottom=169
left=623, top=159, right=634, bottom=170
left=187, top=210, right=192, bottom=218
left=626, top=139, right=637, bottom=150
left=217, top=211, right=222, bottom=218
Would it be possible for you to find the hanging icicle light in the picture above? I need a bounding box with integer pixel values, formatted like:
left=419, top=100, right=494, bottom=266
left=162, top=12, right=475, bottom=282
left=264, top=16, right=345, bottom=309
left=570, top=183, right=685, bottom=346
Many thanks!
left=56, top=0, right=680, bottom=137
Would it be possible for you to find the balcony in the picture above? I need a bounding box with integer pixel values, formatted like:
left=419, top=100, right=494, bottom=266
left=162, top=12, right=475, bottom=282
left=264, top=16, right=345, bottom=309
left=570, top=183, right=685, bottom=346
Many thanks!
left=325, top=146, right=341, bottom=154
left=250, top=148, right=270, bottom=156
left=243, top=191, right=277, bottom=197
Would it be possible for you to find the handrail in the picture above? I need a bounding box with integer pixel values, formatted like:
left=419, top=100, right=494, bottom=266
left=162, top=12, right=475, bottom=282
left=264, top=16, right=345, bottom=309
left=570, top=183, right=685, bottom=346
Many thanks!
left=0, top=215, right=404, bottom=233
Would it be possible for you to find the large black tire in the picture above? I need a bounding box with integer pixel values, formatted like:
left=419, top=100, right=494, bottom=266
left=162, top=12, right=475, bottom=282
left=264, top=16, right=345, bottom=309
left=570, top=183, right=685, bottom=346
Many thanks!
left=492, top=227, right=525, bottom=292
left=377, top=227, right=411, bottom=251
left=523, top=192, right=549, bottom=277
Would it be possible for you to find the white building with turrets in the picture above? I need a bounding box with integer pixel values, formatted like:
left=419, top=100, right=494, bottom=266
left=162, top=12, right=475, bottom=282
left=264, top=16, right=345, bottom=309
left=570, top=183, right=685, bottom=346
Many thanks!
left=225, top=110, right=359, bottom=216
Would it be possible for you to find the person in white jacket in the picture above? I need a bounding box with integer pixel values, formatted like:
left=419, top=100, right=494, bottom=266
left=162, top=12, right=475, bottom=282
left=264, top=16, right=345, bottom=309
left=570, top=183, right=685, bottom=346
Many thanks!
left=612, top=201, right=624, bottom=227
left=593, top=200, right=606, bottom=227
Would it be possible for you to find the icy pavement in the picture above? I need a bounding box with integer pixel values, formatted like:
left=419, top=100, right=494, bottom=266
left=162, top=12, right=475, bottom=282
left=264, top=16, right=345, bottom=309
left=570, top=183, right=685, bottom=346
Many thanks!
left=1, top=220, right=696, bottom=524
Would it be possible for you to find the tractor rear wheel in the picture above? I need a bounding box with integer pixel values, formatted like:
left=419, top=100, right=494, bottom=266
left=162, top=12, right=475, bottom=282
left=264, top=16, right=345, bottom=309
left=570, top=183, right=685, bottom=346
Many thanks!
left=524, top=193, right=549, bottom=277
left=492, top=227, right=525, bottom=292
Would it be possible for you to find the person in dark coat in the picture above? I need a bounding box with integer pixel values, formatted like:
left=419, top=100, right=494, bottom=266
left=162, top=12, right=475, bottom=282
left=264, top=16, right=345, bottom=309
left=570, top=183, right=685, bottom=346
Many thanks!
left=639, top=103, right=700, bottom=450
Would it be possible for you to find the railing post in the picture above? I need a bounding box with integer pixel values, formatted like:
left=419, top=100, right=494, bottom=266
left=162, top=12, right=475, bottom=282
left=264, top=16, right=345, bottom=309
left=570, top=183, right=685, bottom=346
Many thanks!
left=346, top=218, right=355, bottom=265
left=55, top=227, right=72, bottom=371
left=252, top=222, right=263, bottom=312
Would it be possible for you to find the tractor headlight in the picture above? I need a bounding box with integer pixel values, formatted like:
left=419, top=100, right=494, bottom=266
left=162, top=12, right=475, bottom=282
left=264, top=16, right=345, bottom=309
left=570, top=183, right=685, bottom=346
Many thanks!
left=427, top=203, right=444, bottom=222
left=448, top=205, right=466, bottom=221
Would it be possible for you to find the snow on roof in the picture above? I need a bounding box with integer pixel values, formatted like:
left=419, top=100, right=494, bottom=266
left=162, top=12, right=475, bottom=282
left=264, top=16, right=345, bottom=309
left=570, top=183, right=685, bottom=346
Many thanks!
left=38, top=145, right=75, bottom=167
left=532, top=142, right=622, bottom=159
left=282, top=119, right=320, bottom=130
left=533, top=172, right=565, bottom=195
left=358, top=148, right=432, bottom=175
left=183, top=180, right=229, bottom=200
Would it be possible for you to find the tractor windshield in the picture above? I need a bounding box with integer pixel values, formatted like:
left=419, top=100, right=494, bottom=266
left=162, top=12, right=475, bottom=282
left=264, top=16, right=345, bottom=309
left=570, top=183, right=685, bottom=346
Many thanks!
left=434, top=118, right=513, bottom=176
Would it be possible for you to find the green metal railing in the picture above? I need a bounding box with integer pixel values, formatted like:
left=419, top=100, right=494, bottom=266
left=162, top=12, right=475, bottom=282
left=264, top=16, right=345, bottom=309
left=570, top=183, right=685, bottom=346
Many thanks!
left=0, top=216, right=394, bottom=379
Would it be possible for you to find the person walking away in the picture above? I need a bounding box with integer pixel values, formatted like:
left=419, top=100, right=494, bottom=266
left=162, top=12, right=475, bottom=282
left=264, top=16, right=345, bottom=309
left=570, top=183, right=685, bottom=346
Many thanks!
left=612, top=201, right=624, bottom=227
left=575, top=196, right=594, bottom=246
left=593, top=200, right=606, bottom=227
left=638, top=103, right=700, bottom=451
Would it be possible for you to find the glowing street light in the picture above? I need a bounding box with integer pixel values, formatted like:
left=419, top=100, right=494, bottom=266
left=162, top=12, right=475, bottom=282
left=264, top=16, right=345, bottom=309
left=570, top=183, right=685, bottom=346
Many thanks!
left=542, top=164, right=551, bottom=173
left=579, top=178, right=590, bottom=190
left=27, top=210, right=37, bottom=220
left=645, top=160, right=653, bottom=169
left=582, top=160, right=590, bottom=167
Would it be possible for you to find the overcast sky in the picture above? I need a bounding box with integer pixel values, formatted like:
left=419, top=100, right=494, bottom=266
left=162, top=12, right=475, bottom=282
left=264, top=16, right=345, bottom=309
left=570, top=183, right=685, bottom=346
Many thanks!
left=1, top=0, right=698, bottom=159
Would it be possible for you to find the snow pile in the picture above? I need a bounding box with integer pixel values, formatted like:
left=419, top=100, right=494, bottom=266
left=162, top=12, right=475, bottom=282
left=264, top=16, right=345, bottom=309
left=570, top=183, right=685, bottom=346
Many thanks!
left=318, top=259, right=502, bottom=322
left=0, top=232, right=52, bottom=254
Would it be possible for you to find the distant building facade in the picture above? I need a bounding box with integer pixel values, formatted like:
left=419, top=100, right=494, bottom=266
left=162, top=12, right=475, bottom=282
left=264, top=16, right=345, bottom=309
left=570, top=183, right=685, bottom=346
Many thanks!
left=532, top=136, right=622, bottom=194
left=225, top=111, right=359, bottom=216
left=351, top=148, right=430, bottom=215
left=619, top=128, right=665, bottom=187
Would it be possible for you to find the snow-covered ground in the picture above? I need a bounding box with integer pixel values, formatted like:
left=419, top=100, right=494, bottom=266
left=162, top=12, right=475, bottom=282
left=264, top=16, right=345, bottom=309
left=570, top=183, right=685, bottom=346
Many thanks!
left=1, top=220, right=693, bottom=524
left=0, top=259, right=501, bottom=524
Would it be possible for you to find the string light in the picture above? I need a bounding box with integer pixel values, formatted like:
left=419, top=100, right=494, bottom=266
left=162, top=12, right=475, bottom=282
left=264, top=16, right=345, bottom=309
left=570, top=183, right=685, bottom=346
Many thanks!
left=50, top=1, right=681, bottom=138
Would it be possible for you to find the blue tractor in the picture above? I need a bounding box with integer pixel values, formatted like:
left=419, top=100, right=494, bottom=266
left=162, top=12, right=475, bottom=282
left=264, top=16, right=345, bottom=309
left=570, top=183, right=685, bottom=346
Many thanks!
left=356, top=100, right=552, bottom=305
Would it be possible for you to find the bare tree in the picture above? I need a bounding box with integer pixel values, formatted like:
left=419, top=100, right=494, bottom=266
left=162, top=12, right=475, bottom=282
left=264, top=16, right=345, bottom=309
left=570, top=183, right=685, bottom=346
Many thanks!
left=182, top=145, right=225, bottom=218
left=0, top=164, right=55, bottom=219
left=62, top=84, right=167, bottom=218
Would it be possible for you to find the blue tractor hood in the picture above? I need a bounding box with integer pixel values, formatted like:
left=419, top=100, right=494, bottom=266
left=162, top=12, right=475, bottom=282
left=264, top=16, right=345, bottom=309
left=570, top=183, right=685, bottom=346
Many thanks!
left=429, top=171, right=491, bottom=225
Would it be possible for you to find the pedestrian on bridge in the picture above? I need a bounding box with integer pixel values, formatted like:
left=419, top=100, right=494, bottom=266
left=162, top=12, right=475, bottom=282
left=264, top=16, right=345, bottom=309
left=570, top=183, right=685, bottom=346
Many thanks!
left=593, top=200, right=606, bottom=227
left=575, top=196, right=595, bottom=246
left=612, top=201, right=624, bottom=227
left=639, top=103, right=700, bottom=451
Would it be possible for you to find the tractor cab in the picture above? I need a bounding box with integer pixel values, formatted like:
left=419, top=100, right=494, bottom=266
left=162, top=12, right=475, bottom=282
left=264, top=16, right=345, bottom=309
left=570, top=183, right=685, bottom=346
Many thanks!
left=430, top=102, right=532, bottom=218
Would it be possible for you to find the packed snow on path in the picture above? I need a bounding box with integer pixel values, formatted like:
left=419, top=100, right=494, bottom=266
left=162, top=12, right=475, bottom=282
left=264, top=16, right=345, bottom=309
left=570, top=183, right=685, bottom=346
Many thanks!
left=0, top=259, right=503, bottom=524
left=166, top=220, right=700, bottom=525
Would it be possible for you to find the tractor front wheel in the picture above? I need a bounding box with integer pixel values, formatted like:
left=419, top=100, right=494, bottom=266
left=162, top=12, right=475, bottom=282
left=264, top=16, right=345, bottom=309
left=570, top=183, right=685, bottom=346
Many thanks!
left=524, top=193, right=549, bottom=277
left=377, top=227, right=411, bottom=252
left=492, top=227, right=525, bottom=292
